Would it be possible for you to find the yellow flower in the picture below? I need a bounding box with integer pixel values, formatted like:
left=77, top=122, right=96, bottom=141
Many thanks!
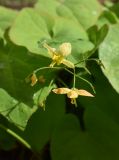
left=52, top=88, right=94, bottom=105
left=43, top=42, right=74, bottom=68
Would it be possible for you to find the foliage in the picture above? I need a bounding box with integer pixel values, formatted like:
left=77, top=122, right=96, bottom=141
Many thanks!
left=0, top=0, right=119, bottom=159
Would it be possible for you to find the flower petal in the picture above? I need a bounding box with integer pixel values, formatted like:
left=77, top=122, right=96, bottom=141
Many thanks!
left=43, top=43, right=56, bottom=57
left=59, top=43, right=71, bottom=56
left=77, top=89, right=94, bottom=97
left=52, top=88, right=70, bottom=94
left=67, top=90, right=79, bottom=99
left=62, top=59, right=75, bottom=68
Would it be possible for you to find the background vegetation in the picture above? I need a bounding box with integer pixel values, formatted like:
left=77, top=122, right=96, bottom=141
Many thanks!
left=0, top=0, right=119, bottom=160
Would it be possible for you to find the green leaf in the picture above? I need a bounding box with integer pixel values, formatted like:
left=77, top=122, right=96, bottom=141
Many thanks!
left=0, top=28, right=3, bottom=38
left=0, top=88, right=36, bottom=130
left=0, top=39, right=50, bottom=129
left=0, top=40, right=49, bottom=103
left=35, top=0, right=58, bottom=33
left=53, top=17, right=88, bottom=41
left=51, top=65, right=119, bottom=160
left=35, top=0, right=88, bottom=40
left=35, top=0, right=80, bottom=20
left=9, top=8, right=51, bottom=57
left=0, top=116, right=16, bottom=150
left=67, top=40, right=94, bottom=67
left=87, top=24, right=109, bottom=58
left=35, top=0, right=58, bottom=16
left=51, top=113, right=119, bottom=160
left=88, top=24, right=108, bottom=46
left=0, top=6, right=17, bottom=38
left=56, top=2, right=79, bottom=21
left=60, top=0, right=102, bottom=29
left=0, top=131, right=15, bottom=150
left=24, top=93, right=65, bottom=151
left=33, top=83, right=56, bottom=110
left=99, top=24, right=119, bottom=93
left=110, top=3, right=119, bottom=18
left=97, top=10, right=118, bottom=27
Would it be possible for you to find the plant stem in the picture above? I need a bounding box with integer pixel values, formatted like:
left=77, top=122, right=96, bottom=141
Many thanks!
left=0, top=124, right=31, bottom=150
left=64, top=68, right=95, bottom=93
left=73, top=68, right=76, bottom=88
left=75, top=58, right=100, bottom=66
left=76, top=74, right=96, bottom=93
left=33, top=66, right=95, bottom=93
left=34, top=66, right=63, bottom=74
left=57, top=78, right=68, bottom=87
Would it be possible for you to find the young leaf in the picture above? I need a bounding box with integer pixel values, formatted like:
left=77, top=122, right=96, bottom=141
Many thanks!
left=97, top=10, right=118, bottom=27
left=86, top=24, right=109, bottom=58
left=33, top=83, right=56, bottom=110
left=88, top=24, right=109, bottom=46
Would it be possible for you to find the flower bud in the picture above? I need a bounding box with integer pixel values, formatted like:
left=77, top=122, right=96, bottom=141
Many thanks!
left=31, top=73, right=38, bottom=86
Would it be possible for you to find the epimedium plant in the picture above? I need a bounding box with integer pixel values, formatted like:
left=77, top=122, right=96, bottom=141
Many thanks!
left=28, top=41, right=95, bottom=108
left=1, top=0, right=119, bottom=159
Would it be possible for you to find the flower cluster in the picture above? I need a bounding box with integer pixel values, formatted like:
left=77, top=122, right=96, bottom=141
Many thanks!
left=28, top=41, right=94, bottom=107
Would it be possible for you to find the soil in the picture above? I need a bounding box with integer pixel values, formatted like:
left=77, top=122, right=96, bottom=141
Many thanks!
left=0, top=0, right=36, bottom=10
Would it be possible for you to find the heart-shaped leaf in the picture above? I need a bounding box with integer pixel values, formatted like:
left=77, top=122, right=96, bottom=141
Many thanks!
left=0, top=6, right=17, bottom=38
left=24, top=93, right=65, bottom=151
left=9, top=8, right=51, bottom=57
left=60, top=0, right=102, bottom=29
left=0, top=39, right=50, bottom=129
left=51, top=65, right=119, bottom=160
left=0, top=88, right=36, bottom=130
left=99, top=24, right=119, bottom=93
